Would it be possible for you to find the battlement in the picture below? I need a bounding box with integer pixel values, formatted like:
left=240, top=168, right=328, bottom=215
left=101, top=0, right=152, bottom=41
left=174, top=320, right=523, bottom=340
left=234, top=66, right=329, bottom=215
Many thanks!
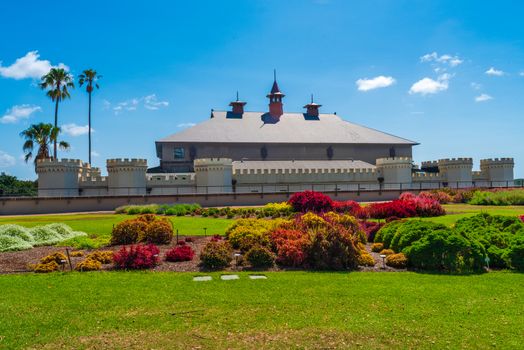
left=194, top=158, right=233, bottom=166
left=233, top=167, right=377, bottom=176
left=376, top=157, right=412, bottom=168
left=106, top=158, right=147, bottom=167
left=421, top=160, right=438, bottom=168
left=36, top=158, right=84, bottom=167
left=412, top=172, right=443, bottom=179
left=438, top=158, right=473, bottom=166
left=480, top=158, right=514, bottom=166
left=147, top=173, right=195, bottom=185
left=79, top=176, right=108, bottom=187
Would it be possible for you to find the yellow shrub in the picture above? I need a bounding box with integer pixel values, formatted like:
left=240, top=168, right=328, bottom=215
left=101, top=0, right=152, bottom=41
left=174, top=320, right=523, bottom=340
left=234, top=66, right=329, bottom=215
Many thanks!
left=40, top=252, right=67, bottom=265
left=70, top=251, right=84, bottom=257
left=386, top=253, right=408, bottom=268
left=371, top=243, right=384, bottom=253
left=300, top=212, right=327, bottom=229
left=264, top=202, right=293, bottom=212
left=379, top=249, right=395, bottom=256
left=358, top=252, right=376, bottom=266
left=86, top=251, right=113, bottom=264
left=75, top=258, right=102, bottom=271
left=33, top=261, right=59, bottom=273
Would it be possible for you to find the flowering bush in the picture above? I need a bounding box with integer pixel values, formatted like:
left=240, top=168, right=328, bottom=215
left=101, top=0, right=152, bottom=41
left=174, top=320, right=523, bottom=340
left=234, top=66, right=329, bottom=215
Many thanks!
left=165, top=245, right=195, bottom=262
left=111, top=220, right=147, bottom=245
left=359, top=221, right=384, bottom=242
left=519, top=215, right=524, bottom=223
left=333, top=200, right=365, bottom=218
left=386, top=253, right=407, bottom=268
left=245, top=245, right=276, bottom=268
left=113, top=244, right=160, bottom=270
left=85, top=251, right=113, bottom=264
left=288, top=191, right=333, bottom=213
left=200, top=241, right=233, bottom=269
left=75, top=258, right=102, bottom=271
left=138, top=219, right=173, bottom=244
left=226, top=219, right=285, bottom=252
left=418, top=191, right=453, bottom=204
left=366, top=193, right=444, bottom=219
left=371, top=242, right=384, bottom=252
left=358, top=252, right=375, bottom=266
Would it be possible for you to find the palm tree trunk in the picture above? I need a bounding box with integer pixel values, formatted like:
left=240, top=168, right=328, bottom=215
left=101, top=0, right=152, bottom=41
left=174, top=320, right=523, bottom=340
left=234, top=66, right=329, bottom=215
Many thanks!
left=88, top=91, right=92, bottom=164
left=54, top=99, right=59, bottom=160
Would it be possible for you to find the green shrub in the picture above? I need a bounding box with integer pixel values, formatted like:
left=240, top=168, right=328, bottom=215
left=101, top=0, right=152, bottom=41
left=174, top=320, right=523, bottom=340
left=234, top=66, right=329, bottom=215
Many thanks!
left=0, top=224, right=34, bottom=243
left=469, top=189, right=524, bottom=206
left=507, top=236, right=524, bottom=271
left=245, top=245, right=275, bottom=268
left=0, top=235, right=33, bottom=252
left=390, top=220, right=448, bottom=253
left=403, top=230, right=486, bottom=273
left=374, top=220, right=405, bottom=248
left=200, top=241, right=233, bottom=269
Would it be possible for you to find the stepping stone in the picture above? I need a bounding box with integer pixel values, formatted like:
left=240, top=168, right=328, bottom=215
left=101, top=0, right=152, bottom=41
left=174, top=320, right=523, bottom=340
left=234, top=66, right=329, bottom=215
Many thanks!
left=220, top=274, right=239, bottom=280
left=193, top=276, right=212, bottom=282
left=249, top=275, right=267, bottom=280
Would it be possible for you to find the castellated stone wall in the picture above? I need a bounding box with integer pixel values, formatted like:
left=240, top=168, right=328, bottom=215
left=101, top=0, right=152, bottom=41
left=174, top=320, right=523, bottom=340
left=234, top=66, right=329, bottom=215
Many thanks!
left=35, top=155, right=515, bottom=198
left=375, top=157, right=412, bottom=184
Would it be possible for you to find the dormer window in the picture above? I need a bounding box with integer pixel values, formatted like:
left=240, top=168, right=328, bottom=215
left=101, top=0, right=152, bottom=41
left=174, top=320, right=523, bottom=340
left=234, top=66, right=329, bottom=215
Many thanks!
left=174, top=147, right=185, bottom=159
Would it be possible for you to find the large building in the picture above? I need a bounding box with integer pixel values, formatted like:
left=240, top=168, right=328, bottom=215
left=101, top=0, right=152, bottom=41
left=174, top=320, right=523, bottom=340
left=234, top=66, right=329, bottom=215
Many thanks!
left=33, top=77, right=515, bottom=199
left=155, top=78, right=418, bottom=173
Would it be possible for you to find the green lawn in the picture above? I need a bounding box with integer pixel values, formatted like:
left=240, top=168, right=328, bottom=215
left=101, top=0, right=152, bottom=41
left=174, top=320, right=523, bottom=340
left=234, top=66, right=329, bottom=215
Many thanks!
left=0, top=271, right=522, bottom=349
left=418, top=204, right=524, bottom=226
left=0, top=214, right=233, bottom=247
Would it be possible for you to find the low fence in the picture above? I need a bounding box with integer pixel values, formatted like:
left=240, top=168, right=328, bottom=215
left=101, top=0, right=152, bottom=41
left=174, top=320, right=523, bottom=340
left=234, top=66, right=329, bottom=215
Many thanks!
left=0, top=181, right=521, bottom=216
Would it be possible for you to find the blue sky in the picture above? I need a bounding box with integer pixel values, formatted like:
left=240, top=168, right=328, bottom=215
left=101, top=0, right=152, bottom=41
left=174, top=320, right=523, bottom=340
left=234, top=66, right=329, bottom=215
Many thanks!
left=1, top=0, right=523, bottom=179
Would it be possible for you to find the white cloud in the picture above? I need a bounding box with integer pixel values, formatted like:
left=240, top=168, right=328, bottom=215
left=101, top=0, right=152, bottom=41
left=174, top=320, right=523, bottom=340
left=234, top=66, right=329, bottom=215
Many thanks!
left=485, top=67, right=504, bottom=76
left=470, top=82, right=482, bottom=90
left=91, top=151, right=100, bottom=157
left=177, top=122, right=196, bottom=128
left=111, top=95, right=169, bottom=114
left=475, top=93, right=493, bottom=102
left=420, top=52, right=463, bottom=67
left=61, top=123, right=92, bottom=137
left=144, top=94, right=169, bottom=110
left=1, top=104, right=41, bottom=124
left=519, top=71, right=524, bottom=76
left=355, top=76, right=396, bottom=91
left=0, top=51, right=68, bottom=80
left=409, top=74, right=450, bottom=95
left=0, top=151, right=15, bottom=168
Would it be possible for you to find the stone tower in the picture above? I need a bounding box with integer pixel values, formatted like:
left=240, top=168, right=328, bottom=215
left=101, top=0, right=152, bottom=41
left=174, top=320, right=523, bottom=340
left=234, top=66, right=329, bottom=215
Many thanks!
left=194, top=158, right=233, bottom=193
left=375, top=157, right=413, bottom=184
left=107, top=158, right=148, bottom=195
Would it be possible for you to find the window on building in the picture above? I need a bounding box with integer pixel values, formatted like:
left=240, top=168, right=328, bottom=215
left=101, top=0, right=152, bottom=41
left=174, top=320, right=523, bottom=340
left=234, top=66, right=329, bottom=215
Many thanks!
left=174, top=147, right=185, bottom=159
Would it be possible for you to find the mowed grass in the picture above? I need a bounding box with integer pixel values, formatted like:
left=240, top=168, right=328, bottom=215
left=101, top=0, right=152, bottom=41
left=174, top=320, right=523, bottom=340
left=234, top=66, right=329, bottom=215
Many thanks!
left=0, top=271, right=522, bottom=349
left=0, top=214, right=233, bottom=247
left=416, top=204, right=524, bottom=226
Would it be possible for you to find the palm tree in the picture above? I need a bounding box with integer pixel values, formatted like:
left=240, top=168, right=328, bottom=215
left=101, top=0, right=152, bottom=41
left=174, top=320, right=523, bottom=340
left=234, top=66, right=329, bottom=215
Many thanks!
left=39, top=68, right=74, bottom=159
left=20, top=123, right=70, bottom=169
left=78, top=69, right=101, bottom=164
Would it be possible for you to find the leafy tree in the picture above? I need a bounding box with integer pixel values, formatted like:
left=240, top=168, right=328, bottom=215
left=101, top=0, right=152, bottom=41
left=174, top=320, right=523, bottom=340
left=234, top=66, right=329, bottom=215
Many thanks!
left=20, top=123, right=70, bottom=168
left=78, top=69, right=101, bottom=164
left=39, top=68, right=74, bottom=159
left=0, top=173, right=37, bottom=197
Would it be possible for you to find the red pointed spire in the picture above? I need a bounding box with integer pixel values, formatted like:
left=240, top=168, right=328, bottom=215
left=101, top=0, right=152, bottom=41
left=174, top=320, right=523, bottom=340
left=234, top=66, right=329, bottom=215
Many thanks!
left=267, top=70, right=284, bottom=118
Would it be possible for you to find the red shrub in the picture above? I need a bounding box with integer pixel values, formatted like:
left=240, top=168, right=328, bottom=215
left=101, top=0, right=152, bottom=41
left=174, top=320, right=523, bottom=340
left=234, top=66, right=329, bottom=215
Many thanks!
left=288, top=191, right=333, bottom=213
left=165, top=245, right=195, bottom=262
left=276, top=240, right=307, bottom=267
left=366, top=194, right=444, bottom=219
left=176, top=240, right=186, bottom=246
left=333, top=200, right=366, bottom=218
left=185, top=237, right=194, bottom=243
left=211, top=234, right=222, bottom=242
left=519, top=215, right=524, bottom=223
left=113, top=244, right=160, bottom=270
left=359, top=221, right=384, bottom=242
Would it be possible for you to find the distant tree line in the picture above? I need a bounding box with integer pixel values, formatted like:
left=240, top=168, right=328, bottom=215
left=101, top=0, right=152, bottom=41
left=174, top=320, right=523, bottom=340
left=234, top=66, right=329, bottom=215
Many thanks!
left=0, top=173, right=37, bottom=197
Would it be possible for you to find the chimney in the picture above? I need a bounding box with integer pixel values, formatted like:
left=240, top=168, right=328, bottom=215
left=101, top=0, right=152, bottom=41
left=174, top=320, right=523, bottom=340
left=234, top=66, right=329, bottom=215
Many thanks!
left=229, top=91, right=246, bottom=115
left=267, top=70, right=285, bottom=119
left=303, top=94, right=321, bottom=117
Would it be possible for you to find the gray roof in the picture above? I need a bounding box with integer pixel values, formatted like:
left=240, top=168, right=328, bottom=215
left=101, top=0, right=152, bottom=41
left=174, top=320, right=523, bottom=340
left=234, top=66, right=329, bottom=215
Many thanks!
left=158, top=111, right=417, bottom=145
left=232, top=159, right=375, bottom=171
